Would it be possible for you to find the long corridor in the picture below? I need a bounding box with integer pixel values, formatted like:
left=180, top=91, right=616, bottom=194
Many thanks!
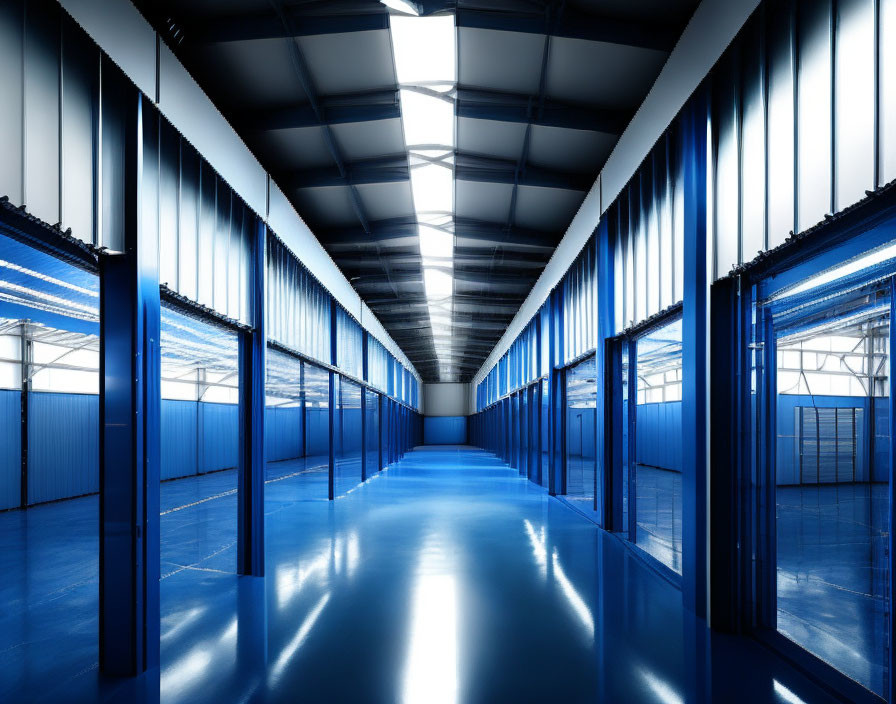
left=2, top=446, right=836, bottom=703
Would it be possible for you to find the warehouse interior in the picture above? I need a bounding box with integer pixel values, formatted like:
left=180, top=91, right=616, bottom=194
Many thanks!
left=2, top=0, right=895, bottom=702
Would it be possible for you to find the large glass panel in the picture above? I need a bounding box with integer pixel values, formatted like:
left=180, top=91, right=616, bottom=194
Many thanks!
left=768, top=243, right=892, bottom=697
left=541, top=379, right=550, bottom=487
left=264, top=349, right=304, bottom=481
left=633, top=317, right=683, bottom=573
left=0, top=225, right=100, bottom=692
left=159, top=305, right=239, bottom=573
left=564, top=355, right=598, bottom=521
left=334, top=377, right=362, bottom=496
left=365, top=389, right=380, bottom=475
left=302, top=362, right=331, bottom=498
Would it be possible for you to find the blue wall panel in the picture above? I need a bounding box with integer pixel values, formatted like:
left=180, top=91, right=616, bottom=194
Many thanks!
left=200, top=402, right=238, bottom=473
left=424, top=416, right=468, bottom=445
left=28, top=392, right=99, bottom=504
left=265, top=406, right=302, bottom=462
left=775, top=394, right=873, bottom=485
left=306, top=407, right=329, bottom=460
left=636, top=401, right=683, bottom=472
left=161, top=400, right=198, bottom=480
left=0, top=389, right=21, bottom=510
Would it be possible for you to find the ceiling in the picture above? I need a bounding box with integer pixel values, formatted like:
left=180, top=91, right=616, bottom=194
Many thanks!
left=135, top=0, right=700, bottom=383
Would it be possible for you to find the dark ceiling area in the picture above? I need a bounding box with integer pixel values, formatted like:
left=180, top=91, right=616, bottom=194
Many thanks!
left=134, top=0, right=700, bottom=382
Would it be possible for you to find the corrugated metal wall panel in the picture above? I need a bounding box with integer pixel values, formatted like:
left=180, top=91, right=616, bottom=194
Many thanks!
left=0, top=389, right=21, bottom=510
left=199, top=402, right=238, bottom=473
left=161, top=400, right=198, bottom=480
left=265, top=406, right=302, bottom=462
left=28, top=392, right=99, bottom=504
left=636, top=401, right=683, bottom=472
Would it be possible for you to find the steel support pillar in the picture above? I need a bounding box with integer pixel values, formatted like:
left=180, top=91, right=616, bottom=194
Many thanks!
left=237, top=217, right=266, bottom=577
left=361, top=331, right=368, bottom=481
left=99, top=93, right=161, bottom=676
left=595, top=220, right=614, bottom=524
left=681, top=88, right=710, bottom=619
left=328, top=306, right=337, bottom=500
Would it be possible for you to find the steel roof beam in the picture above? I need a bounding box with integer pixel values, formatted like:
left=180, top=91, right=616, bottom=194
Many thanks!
left=455, top=5, right=679, bottom=51
left=186, top=4, right=389, bottom=43
left=455, top=153, right=592, bottom=191
left=457, top=87, right=627, bottom=134
left=286, top=153, right=410, bottom=189
left=288, top=151, right=589, bottom=190
left=239, top=90, right=400, bottom=131
left=319, top=216, right=558, bottom=248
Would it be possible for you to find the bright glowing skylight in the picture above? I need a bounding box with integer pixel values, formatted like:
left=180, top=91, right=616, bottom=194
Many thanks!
left=389, top=15, right=456, bottom=84
left=419, top=225, right=454, bottom=261
left=386, top=9, right=458, bottom=377
left=400, top=90, right=454, bottom=147
left=424, top=268, right=453, bottom=300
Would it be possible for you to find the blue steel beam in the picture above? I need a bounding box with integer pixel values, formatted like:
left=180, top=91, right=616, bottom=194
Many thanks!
left=99, top=94, right=161, bottom=676
left=188, top=4, right=389, bottom=43
left=457, top=88, right=627, bottom=134
left=240, top=90, right=400, bottom=131
left=286, top=152, right=591, bottom=191
left=319, top=216, right=558, bottom=248
left=237, top=217, right=266, bottom=577
left=455, top=5, right=679, bottom=51
left=186, top=1, right=677, bottom=51
left=681, top=88, right=709, bottom=619
left=242, top=86, right=623, bottom=133
left=328, top=304, right=337, bottom=500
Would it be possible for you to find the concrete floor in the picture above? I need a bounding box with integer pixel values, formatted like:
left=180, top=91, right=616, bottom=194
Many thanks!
left=1, top=446, right=842, bottom=703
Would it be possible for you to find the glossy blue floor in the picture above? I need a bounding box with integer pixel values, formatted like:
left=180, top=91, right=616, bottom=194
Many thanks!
left=2, top=446, right=840, bottom=703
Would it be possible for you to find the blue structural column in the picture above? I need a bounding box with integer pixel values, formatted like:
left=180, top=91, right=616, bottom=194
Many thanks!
left=99, top=93, right=160, bottom=676
left=237, top=217, right=266, bottom=577
left=549, top=289, right=566, bottom=496
left=361, top=332, right=368, bottom=481
left=594, top=220, right=614, bottom=524
left=328, top=306, right=337, bottom=500
left=681, top=88, right=709, bottom=619
left=378, top=393, right=384, bottom=471
left=889, top=278, right=896, bottom=704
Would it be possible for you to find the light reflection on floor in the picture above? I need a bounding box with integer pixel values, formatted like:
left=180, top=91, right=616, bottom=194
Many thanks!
left=1, top=447, right=843, bottom=703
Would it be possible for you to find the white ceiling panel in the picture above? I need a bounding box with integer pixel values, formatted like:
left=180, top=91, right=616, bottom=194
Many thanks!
left=356, top=182, right=415, bottom=221
left=456, top=180, right=514, bottom=223
left=458, top=28, right=545, bottom=94
left=250, top=125, right=333, bottom=170
left=457, top=117, right=528, bottom=161
left=331, top=118, right=406, bottom=161
left=291, top=186, right=361, bottom=228
left=299, top=30, right=396, bottom=95
left=528, top=125, right=616, bottom=174
left=514, top=186, right=585, bottom=231
left=546, top=38, right=668, bottom=108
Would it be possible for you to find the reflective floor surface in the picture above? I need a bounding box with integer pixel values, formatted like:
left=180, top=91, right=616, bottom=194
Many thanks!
left=2, top=446, right=840, bottom=703
left=634, top=465, right=683, bottom=575
left=777, top=482, right=888, bottom=698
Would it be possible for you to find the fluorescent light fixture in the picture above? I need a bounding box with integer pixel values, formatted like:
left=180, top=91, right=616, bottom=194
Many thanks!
left=380, top=0, right=418, bottom=16
left=390, top=15, right=455, bottom=84
left=400, top=90, right=454, bottom=148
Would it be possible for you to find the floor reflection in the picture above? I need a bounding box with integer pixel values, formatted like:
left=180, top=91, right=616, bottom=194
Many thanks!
left=1, top=447, right=845, bottom=703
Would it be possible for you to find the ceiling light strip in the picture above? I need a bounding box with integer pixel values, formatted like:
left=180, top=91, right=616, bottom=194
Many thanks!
left=385, top=5, right=457, bottom=379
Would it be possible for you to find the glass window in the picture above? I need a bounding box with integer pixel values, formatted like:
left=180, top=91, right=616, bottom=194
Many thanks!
left=764, top=242, right=892, bottom=697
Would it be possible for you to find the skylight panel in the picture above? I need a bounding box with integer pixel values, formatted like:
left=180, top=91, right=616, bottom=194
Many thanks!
left=410, top=164, right=453, bottom=218
left=389, top=15, right=456, bottom=85
left=399, top=90, right=454, bottom=148
left=387, top=9, right=457, bottom=378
